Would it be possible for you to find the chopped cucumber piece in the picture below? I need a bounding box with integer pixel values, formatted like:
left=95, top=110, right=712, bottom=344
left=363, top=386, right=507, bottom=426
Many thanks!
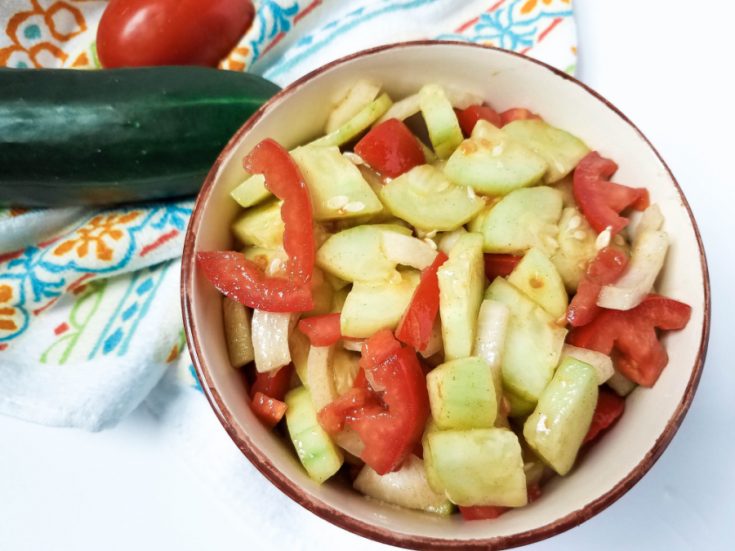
left=485, top=278, right=567, bottom=403
left=506, top=390, right=535, bottom=418
left=473, top=299, right=510, bottom=407
left=222, top=297, right=254, bottom=368
left=231, top=199, right=284, bottom=249
left=427, top=356, right=497, bottom=429
left=562, top=344, right=614, bottom=385
left=425, top=428, right=527, bottom=507
left=380, top=164, right=484, bottom=232
left=326, top=80, right=381, bottom=134
left=445, top=120, right=547, bottom=195
left=419, top=84, right=464, bottom=159
left=478, top=186, right=563, bottom=255
left=438, top=233, right=485, bottom=361
left=354, top=455, right=454, bottom=515
left=310, top=93, right=392, bottom=148
left=230, top=174, right=271, bottom=208
left=285, top=386, right=344, bottom=484
left=550, top=207, right=598, bottom=292
left=290, top=146, right=383, bottom=221
left=341, top=270, right=421, bottom=338
left=502, top=119, right=589, bottom=183
left=507, top=247, right=568, bottom=319
left=523, top=356, right=598, bottom=475
left=316, top=224, right=411, bottom=283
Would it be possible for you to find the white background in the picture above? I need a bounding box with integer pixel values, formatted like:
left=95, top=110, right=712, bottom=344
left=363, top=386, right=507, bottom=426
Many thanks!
left=2, top=1, right=734, bottom=549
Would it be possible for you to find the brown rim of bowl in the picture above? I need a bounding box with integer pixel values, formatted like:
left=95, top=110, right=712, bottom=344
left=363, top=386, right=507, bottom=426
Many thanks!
left=181, top=41, right=711, bottom=551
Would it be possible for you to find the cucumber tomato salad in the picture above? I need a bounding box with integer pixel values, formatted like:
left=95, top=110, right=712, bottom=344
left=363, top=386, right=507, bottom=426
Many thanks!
left=198, top=81, right=692, bottom=519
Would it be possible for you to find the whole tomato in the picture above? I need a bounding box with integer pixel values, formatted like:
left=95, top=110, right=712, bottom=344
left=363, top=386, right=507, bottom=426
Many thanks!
left=97, top=0, right=255, bottom=68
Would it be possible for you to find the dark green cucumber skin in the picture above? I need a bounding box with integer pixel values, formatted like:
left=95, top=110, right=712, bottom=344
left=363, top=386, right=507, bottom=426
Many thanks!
left=0, top=67, right=280, bottom=207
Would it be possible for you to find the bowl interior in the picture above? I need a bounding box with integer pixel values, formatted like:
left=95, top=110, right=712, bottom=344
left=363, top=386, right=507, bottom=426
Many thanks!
left=184, top=43, right=707, bottom=547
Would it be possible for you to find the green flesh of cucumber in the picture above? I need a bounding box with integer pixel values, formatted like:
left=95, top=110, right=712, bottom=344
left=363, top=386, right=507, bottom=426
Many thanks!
left=523, top=356, right=598, bottom=475
left=507, top=247, right=569, bottom=319
left=419, top=84, right=464, bottom=159
left=231, top=200, right=284, bottom=249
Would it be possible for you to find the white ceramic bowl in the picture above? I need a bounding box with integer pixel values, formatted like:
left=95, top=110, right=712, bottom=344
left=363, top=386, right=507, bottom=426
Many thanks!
left=182, top=42, right=710, bottom=549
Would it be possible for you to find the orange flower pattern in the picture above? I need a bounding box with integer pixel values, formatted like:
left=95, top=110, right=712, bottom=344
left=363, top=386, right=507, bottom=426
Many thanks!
left=53, top=212, right=141, bottom=261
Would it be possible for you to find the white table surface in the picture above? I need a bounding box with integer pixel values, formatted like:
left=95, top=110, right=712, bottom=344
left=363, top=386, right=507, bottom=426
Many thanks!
left=2, top=1, right=734, bottom=549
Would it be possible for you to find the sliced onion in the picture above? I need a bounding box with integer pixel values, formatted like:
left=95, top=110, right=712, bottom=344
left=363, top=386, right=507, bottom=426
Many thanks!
left=607, top=370, right=637, bottom=396
left=562, top=344, right=614, bottom=384
left=444, top=86, right=484, bottom=110
left=333, top=428, right=365, bottom=458
left=419, top=320, right=444, bottom=359
left=251, top=310, right=293, bottom=373
left=438, top=228, right=467, bottom=255
left=381, top=231, right=438, bottom=270
left=634, top=203, right=664, bottom=235
left=326, top=80, right=381, bottom=133
left=341, top=339, right=364, bottom=353
left=377, top=93, right=421, bottom=123
left=306, top=345, right=337, bottom=410
left=473, top=300, right=510, bottom=406
left=597, top=229, right=668, bottom=310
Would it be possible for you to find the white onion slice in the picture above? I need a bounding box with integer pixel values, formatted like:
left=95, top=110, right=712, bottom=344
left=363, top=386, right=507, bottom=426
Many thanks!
left=306, top=345, right=337, bottom=411
left=597, top=229, right=668, bottom=310
left=562, top=344, right=614, bottom=384
left=381, top=231, right=438, bottom=270
left=252, top=310, right=293, bottom=373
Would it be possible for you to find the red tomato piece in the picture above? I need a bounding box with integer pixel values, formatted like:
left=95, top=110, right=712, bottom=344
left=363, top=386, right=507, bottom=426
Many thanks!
left=97, top=0, right=255, bottom=68
left=197, top=139, right=315, bottom=312
left=354, top=119, right=425, bottom=178
left=319, top=330, right=430, bottom=475
left=500, top=108, right=541, bottom=126
left=298, top=313, right=342, bottom=347
left=251, top=392, right=287, bottom=427
left=251, top=364, right=293, bottom=401
left=573, top=152, right=650, bottom=234
left=484, top=253, right=522, bottom=280
left=584, top=388, right=625, bottom=444
left=568, top=294, right=691, bottom=387
left=567, top=247, right=629, bottom=327
left=456, top=105, right=503, bottom=136
left=395, top=252, right=448, bottom=351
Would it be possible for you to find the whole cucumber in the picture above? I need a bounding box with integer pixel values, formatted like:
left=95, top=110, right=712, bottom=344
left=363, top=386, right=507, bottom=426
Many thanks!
left=0, top=67, right=280, bottom=206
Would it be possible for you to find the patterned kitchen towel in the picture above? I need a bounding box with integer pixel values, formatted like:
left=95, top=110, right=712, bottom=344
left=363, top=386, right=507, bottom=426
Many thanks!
left=0, top=0, right=576, bottom=432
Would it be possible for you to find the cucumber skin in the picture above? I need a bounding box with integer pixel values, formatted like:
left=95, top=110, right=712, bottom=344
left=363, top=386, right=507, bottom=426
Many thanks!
left=0, top=67, right=280, bottom=206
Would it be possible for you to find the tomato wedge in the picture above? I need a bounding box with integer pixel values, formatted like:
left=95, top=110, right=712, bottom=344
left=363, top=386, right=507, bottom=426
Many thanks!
left=568, top=294, right=691, bottom=387
left=298, top=313, right=342, bottom=347
left=567, top=247, right=629, bottom=327
left=318, top=330, right=430, bottom=475
left=584, top=388, right=625, bottom=444
left=251, top=363, right=293, bottom=401
left=395, top=251, right=448, bottom=351
left=197, top=139, right=315, bottom=312
left=573, top=152, right=649, bottom=234
left=500, top=108, right=541, bottom=126
left=354, top=118, right=425, bottom=178
left=251, top=392, right=287, bottom=427
left=484, top=253, right=522, bottom=280
left=456, top=104, right=503, bottom=136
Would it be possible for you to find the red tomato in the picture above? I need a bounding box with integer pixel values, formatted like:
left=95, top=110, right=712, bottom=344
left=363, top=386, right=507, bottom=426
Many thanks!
left=354, top=119, right=425, bottom=178
left=97, top=0, right=255, bottom=68
left=573, top=152, right=649, bottom=234
left=319, top=330, right=430, bottom=475
left=484, top=253, right=522, bottom=280
left=568, top=294, right=691, bottom=387
left=395, top=252, right=448, bottom=351
left=567, top=247, right=629, bottom=327
left=455, top=105, right=503, bottom=136
left=250, top=392, right=287, bottom=427
left=251, top=364, right=293, bottom=401
left=197, top=139, right=315, bottom=312
left=500, top=108, right=541, bottom=126
left=298, top=313, right=342, bottom=347
left=584, top=388, right=625, bottom=444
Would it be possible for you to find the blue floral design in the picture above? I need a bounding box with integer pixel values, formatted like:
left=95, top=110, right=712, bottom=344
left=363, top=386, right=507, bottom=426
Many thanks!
left=248, top=0, right=300, bottom=61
